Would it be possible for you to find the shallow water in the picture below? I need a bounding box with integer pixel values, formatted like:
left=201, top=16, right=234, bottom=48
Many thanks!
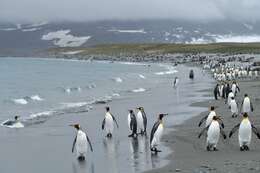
left=0, top=57, right=213, bottom=173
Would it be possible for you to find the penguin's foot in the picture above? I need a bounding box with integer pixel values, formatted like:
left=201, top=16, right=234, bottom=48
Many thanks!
left=244, top=145, right=250, bottom=151
left=206, top=146, right=211, bottom=151
left=78, top=156, right=85, bottom=161
left=213, top=147, right=218, bottom=151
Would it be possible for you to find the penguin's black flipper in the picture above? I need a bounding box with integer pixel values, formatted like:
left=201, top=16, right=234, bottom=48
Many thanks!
left=229, top=123, right=240, bottom=138
left=250, top=102, right=254, bottom=112
left=111, top=114, right=119, bottom=128
left=218, top=118, right=225, bottom=129
left=150, top=121, right=160, bottom=144
left=251, top=124, right=260, bottom=139
left=72, top=135, right=77, bottom=153
left=220, top=128, right=227, bottom=139
left=198, top=115, right=208, bottom=127
left=198, top=126, right=209, bottom=138
left=101, top=118, right=105, bottom=130
left=86, top=133, right=93, bottom=152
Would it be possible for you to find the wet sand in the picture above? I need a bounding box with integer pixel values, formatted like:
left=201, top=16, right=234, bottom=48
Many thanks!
left=146, top=79, right=260, bottom=173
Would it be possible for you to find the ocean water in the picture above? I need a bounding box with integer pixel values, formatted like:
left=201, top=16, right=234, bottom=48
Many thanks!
left=0, top=57, right=214, bottom=173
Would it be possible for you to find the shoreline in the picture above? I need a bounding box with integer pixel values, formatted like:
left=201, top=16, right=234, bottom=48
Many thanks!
left=146, top=76, right=260, bottom=173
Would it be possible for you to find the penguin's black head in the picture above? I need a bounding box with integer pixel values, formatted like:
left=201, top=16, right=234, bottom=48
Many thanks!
left=212, top=116, right=220, bottom=121
left=129, top=110, right=133, bottom=113
left=159, top=113, right=168, bottom=120
left=70, top=124, right=80, bottom=130
left=14, top=116, right=19, bottom=120
left=137, top=107, right=143, bottom=110
left=210, top=106, right=215, bottom=111
left=244, top=94, right=248, bottom=97
left=106, top=107, right=110, bottom=112
left=243, top=113, right=249, bottom=118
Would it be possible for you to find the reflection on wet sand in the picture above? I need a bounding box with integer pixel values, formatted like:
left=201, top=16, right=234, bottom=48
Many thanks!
left=103, top=138, right=120, bottom=173
left=72, top=159, right=95, bottom=173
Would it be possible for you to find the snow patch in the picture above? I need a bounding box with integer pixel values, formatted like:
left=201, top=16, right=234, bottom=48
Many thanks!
left=42, top=30, right=91, bottom=47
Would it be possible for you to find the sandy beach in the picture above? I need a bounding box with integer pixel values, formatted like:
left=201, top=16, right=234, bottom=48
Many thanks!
left=146, top=78, right=260, bottom=173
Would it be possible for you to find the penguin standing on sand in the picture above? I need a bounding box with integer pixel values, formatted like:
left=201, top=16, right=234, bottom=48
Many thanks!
left=230, top=97, right=238, bottom=118
left=214, top=84, right=220, bottom=100
left=71, top=124, right=93, bottom=161
left=231, top=81, right=240, bottom=96
left=128, top=110, right=138, bottom=138
left=198, top=106, right=219, bottom=128
left=240, top=94, right=254, bottom=114
left=229, top=113, right=260, bottom=151
left=150, top=113, right=167, bottom=153
left=136, top=107, right=147, bottom=135
left=189, top=70, right=194, bottom=79
left=198, top=116, right=226, bottom=151
left=173, top=77, right=179, bottom=87
left=102, top=107, right=119, bottom=138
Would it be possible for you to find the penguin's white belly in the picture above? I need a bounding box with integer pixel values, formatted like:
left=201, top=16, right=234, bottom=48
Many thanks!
left=76, top=132, right=88, bottom=156
left=228, top=92, right=234, bottom=106
left=239, top=122, right=252, bottom=146
left=207, top=122, right=220, bottom=145
left=105, top=115, right=114, bottom=133
left=243, top=99, right=251, bottom=113
left=136, top=112, right=144, bottom=130
left=12, top=122, right=24, bottom=128
left=151, top=124, right=163, bottom=147
left=206, top=112, right=216, bottom=127
left=230, top=101, right=238, bottom=113
left=127, top=113, right=131, bottom=130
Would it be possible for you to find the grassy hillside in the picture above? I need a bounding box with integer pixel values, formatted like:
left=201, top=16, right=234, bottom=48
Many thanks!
left=48, top=43, right=260, bottom=55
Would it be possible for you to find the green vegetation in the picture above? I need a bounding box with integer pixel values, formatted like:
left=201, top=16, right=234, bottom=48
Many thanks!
left=48, top=43, right=260, bottom=55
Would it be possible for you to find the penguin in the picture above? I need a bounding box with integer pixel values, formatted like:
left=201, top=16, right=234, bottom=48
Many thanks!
left=2, top=116, right=24, bottom=128
left=214, top=84, right=220, bottom=100
left=127, top=110, right=138, bottom=138
left=189, top=70, right=194, bottom=79
left=231, top=81, right=240, bottom=96
left=136, top=107, right=147, bottom=135
left=230, top=97, right=238, bottom=118
left=229, top=113, right=260, bottom=151
left=240, top=94, right=254, bottom=114
left=198, top=106, right=223, bottom=128
left=173, top=77, right=179, bottom=87
left=150, top=113, right=167, bottom=153
left=102, top=107, right=119, bottom=138
left=227, top=91, right=234, bottom=107
left=198, top=116, right=226, bottom=151
left=71, top=124, right=93, bottom=161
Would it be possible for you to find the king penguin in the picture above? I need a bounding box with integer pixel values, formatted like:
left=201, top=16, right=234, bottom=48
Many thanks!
left=230, top=97, right=238, bottom=118
left=198, top=106, right=222, bottom=128
left=71, top=124, right=93, bottom=161
left=240, top=94, right=254, bottom=114
left=173, top=77, right=179, bottom=88
left=2, top=116, right=24, bottom=128
left=136, top=107, right=147, bottom=135
left=150, top=113, right=167, bottom=153
left=198, top=116, right=226, bottom=151
left=102, top=107, right=119, bottom=138
left=127, top=110, right=138, bottom=138
left=229, top=113, right=260, bottom=151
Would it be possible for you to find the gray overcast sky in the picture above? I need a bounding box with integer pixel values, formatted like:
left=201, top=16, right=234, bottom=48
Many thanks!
left=1, top=0, right=259, bottom=23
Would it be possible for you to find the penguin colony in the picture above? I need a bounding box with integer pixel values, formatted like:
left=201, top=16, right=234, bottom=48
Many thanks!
left=70, top=106, right=166, bottom=161
left=198, top=57, right=260, bottom=152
